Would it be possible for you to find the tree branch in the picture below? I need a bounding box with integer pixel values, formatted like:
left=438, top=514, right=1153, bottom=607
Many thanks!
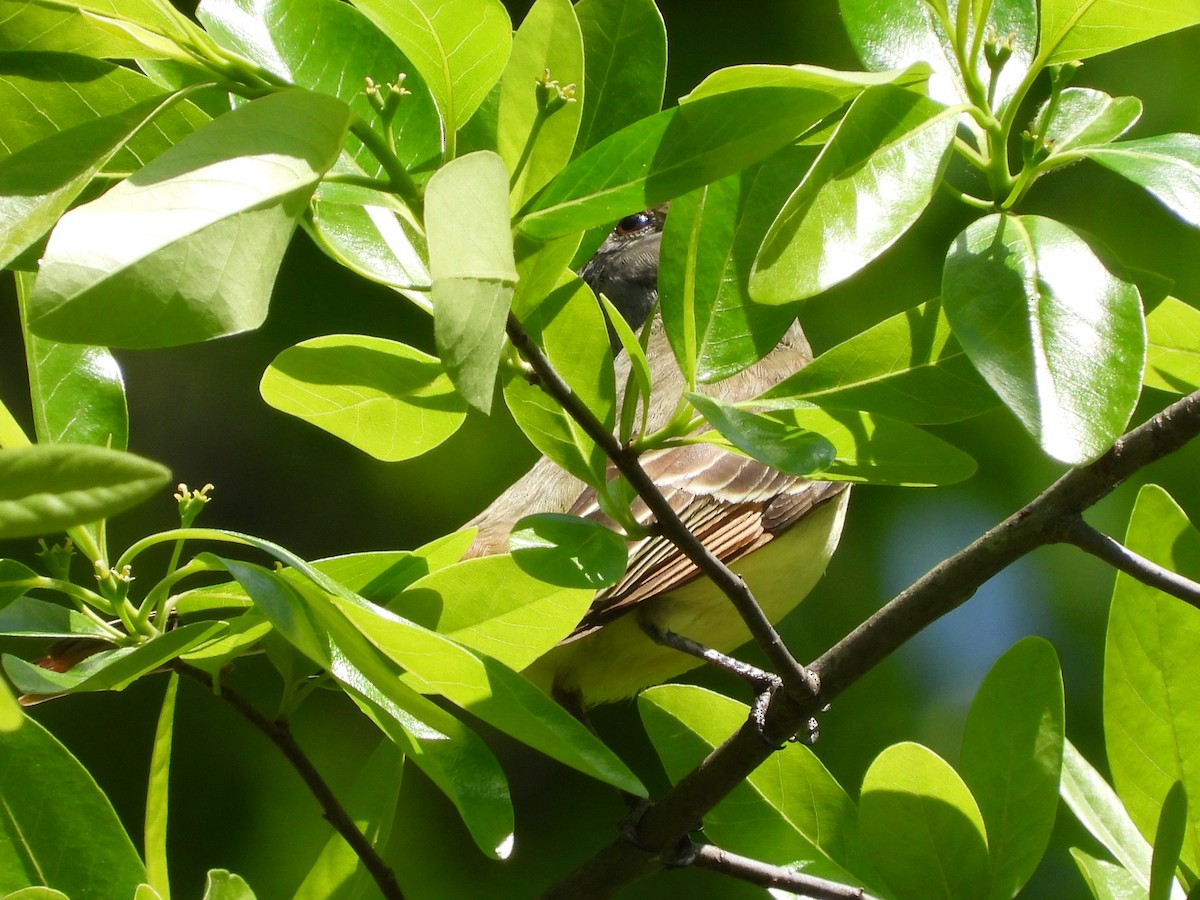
left=544, top=389, right=1200, bottom=898
left=172, top=663, right=404, bottom=900
left=505, top=313, right=819, bottom=701
left=1059, top=517, right=1200, bottom=609
left=690, top=842, right=874, bottom=898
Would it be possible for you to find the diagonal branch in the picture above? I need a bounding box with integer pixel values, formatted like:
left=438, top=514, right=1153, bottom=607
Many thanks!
left=544, top=388, right=1200, bottom=899
left=505, top=313, right=819, bottom=701
left=1059, top=517, right=1200, bottom=609
left=690, top=842, right=875, bottom=898
left=172, top=663, right=404, bottom=900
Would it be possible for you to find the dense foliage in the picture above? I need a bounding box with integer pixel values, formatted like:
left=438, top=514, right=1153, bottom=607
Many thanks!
left=2, top=0, right=1200, bottom=897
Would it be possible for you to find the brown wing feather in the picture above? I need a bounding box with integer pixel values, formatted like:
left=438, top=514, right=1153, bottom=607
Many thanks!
left=563, top=443, right=847, bottom=638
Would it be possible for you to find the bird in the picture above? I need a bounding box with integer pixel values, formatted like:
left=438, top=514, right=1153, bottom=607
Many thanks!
left=465, top=208, right=849, bottom=706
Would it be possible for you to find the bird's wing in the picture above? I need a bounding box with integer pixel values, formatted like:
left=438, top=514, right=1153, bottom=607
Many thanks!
left=562, top=443, right=846, bottom=639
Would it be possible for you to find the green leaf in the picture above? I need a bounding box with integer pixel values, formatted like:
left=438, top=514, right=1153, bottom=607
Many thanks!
left=1039, top=88, right=1143, bottom=157
left=390, top=552, right=596, bottom=671
left=0, top=0, right=153, bottom=56
left=1061, top=739, right=1162, bottom=895
left=504, top=275, right=615, bottom=485
left=764, top=298, right=996, bottom=423
left=860, top=742, right=991, bottom=900
left=425, top=150, right=517, bottom=411
left=751, top=86, right=956, bottom=304
left=211, top=541, right=642, bottom=795
left=29, top=89, right=351, bottom=348
left=0, top=443, right=169, bottom=540
left=347, top=0, right=511, bottom=148
left=259, top=334, right=467, bottom=461
left=198, top=0, right=440, bottom=170
left=573, top=0, right=665, bottom=153
left=17, top=273, right=128, bottom=452
left=1070, top=848, right=1145, bottom=900
left=207, top=552, right=516, bottom=858
left=3, top=622, right=224, bottom=695
left=0, top=596, right=111, bottom=639
left=509, top=513, right=627, bottom=589
left=304, top=185, right=430, bottom=293
left=839, top=0, right=1036, bottom=112
left=942, top=214, right=1146, bottom=464
left=200, top=870, right=255, bottom=900
left=1144, top=296, right=1200, bottom=393
left=0, top=713, right=145, bottom=897
left=685, top=392, right=835, bottom=477
left=0, top=93, right=185, bottom=270
left=1150, top=782, right=1188, bottom=900
left=327, top=591, right=643, bottom=794
left=0, top=681, right=21, bottom=735
left=683, top=60, right=936, bottom=107
left=1, top=887, right=71, bottom=900
left=1038, top=0, right=1200, bottom=65
left=658, top=181, right=732, bottom=388
left=755, top=404, right=977, bottom=486
left=144, top=674, right=177, bottom=900
left=293, top=740, right=403, bottom=900
left=1105, top=485, right=1200, bottom=874
left=498, top=0, right=583, bottom=209
left=597, top=291, right=652, bottom=442
left=639, top=684, right=876, bottom=889
left=1088, top=134, right=1200, bottom=229
left=960, top=638, right=1064, bottom=900
left=516, top=84, right=851, bottom=239
left=686, top=145, right=822, bottom=383
left=0, top=561, right=37, bottom=612
left=0, top=51, right=210, bottom=163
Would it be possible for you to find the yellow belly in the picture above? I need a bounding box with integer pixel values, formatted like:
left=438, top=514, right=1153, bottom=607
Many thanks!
left=524, top=489, right=850, bottom=704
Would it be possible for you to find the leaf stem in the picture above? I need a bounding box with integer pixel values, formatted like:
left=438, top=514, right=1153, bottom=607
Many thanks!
left=348, top=117, right=423, bottom=211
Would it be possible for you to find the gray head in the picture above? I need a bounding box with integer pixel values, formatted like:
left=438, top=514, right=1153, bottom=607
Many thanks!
left=579, top=207, right=666, bottom=332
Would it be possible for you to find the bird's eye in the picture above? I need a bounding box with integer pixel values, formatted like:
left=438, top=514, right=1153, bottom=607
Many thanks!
left=614, top=211, right=653, bottom=235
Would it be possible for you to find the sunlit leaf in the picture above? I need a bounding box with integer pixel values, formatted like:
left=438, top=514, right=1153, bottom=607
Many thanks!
left=0, top=444, right=169, bottom=540
left=260, top=334, right=467, bottom=461
left=764, top=298, right=996, bottom=423
left=28, top=90, right=351, bottom=348
left=1104, top=485, right=1200, bottom=874
left=347, top=0, right=511, bottom=147
left=509, top=513, right=627, bottom=589
left=498, top=0, right=583, bottom=209
left=1088, top=134, right=1200, bottom=228
left=573, top=0, right=665, bottom=152
left=425, top=151, right=517, bottom=411
left=1039, top=0, right=1200, bottom=65
left=1144, top=296, right=1200, bottom=393
left=516, top=84, right=850, bottom=239
left=0, top=713, right=145, bottom=896
left=942, top=213, right=1145, bottom=464
left=751, top=86, right=956, bottom=304
left=860, top=742, right=990, bottom=900
left=390, top=551, right=595, bottom=669
left=960, top=638, right=1063, bottom=900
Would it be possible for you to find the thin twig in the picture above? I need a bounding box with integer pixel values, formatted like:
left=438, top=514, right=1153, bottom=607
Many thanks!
left=544, top=389, right=1200, bottom=899
left=691, top=843, right=873, bottom=899
left=172, top=663, right=404, bottom=900
left=505, top=313, right=820, bottom=703
left=1060, top=518, right=1200, bottom=609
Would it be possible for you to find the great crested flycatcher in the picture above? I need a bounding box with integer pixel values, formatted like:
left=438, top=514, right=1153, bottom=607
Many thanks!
left=466, top=209, right=850, bottom=706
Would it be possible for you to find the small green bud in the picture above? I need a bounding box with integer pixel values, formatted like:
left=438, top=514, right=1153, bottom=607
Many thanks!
left=175, top=482, right=214, bottom=527
left=36, top=537, right=75, bottom=581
